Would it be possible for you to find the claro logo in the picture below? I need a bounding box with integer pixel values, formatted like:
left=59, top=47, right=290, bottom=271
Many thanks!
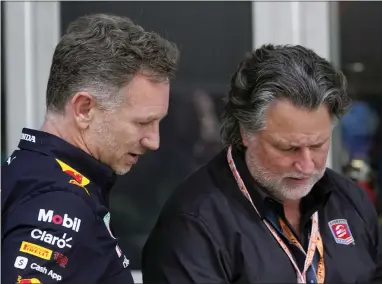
left=31, top=229, right=72, bottom=249
left=38, top=209, right=81, bottom=232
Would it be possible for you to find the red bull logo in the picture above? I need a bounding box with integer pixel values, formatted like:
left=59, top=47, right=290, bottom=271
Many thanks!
left=17, top=276, right=41, bottom=284
left=65, top=170, right=83, bottom=184
left=68, top=179, right=90, bottom=195
left=56, top=159, right=90, bottom=195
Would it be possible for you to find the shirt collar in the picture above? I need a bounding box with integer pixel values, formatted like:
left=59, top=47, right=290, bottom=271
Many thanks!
left=18, top=128, right=117, bottom=194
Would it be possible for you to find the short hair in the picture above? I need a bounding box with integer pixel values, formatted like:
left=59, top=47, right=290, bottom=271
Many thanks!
left=220, top=44, right=351, bottom=148
left=46, top=13, right=180, bottom=112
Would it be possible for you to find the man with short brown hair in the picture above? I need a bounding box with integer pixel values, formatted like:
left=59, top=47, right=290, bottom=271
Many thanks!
left=2, top=13, right=179, bottom=284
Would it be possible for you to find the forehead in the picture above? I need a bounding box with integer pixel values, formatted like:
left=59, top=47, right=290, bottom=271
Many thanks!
left=120, top=74, right=170, bottom=116
left=262, top=99, right=332, bottom=143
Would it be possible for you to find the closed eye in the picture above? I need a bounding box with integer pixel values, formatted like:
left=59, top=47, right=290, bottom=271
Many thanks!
left=310, top=143, right=324, bottom=149
left=138, top=121, right=152, bottom=126
left=280, top=147, right=299, bottom=152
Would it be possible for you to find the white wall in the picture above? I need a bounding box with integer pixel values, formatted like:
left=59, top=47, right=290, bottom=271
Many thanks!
left=4, top=1, right=60, bottom=156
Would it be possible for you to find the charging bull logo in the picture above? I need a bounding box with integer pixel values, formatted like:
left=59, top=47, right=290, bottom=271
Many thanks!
left=67, top=170, right=84, bottom=184
left=56, top=159, right=90, bottom=195
left=17, top=276, right=41, bottom=284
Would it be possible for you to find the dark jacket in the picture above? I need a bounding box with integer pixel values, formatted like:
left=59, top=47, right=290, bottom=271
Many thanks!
left=1, top=128, right=134, bottom=284
left=142, top=147, right=382, bottom=283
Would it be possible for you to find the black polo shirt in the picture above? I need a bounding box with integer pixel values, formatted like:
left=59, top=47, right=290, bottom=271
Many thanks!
left=142, top=147, right=382, bottom=283
left=1, top=128, right=134, bottom=284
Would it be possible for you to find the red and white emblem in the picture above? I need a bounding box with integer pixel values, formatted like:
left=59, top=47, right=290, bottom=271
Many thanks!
left=328, top=219, right=355, bottom=245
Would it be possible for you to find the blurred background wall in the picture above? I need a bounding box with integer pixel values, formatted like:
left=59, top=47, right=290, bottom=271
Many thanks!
left=2, top=2, right=381, bottom=282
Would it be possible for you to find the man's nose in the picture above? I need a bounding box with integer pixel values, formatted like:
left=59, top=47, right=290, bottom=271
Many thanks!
left=294, top=148, right=315, bottom=175
left=141, top=125, right=160, bottom=151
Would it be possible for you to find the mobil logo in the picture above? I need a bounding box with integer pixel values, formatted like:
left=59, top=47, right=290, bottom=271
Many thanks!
left=38, top=209, right=81, bottom=232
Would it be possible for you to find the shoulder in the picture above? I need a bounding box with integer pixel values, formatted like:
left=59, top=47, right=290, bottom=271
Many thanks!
left=164, top=151, right=231, bottom=216
left=326, top=168, right=370, bottom=205
left=325, top=168, right=378, bottom=227
left=2, top=150, right=93, bottom=215
left=155, top=150, right=240, bottom=247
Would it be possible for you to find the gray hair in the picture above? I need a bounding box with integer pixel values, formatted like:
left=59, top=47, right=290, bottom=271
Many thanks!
left=221, top=44, right=351, bottom=148
left=46, top=13, right=180, bottom=112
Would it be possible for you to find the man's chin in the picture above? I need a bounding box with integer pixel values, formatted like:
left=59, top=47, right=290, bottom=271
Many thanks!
left=114, top=165, right=132, bottom=176
left=280, top=184, right=314, bottom=200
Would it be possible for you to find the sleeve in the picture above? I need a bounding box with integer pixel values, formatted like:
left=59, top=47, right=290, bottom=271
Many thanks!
left=1, top=189, right=102, bottom=284
left=141, top=212, right=232, bottom=284
left=373, top=225, right=382, bottom=284
left=369, top=195, right=382, bottom=283
left=351, top=179, right=382, bottom=284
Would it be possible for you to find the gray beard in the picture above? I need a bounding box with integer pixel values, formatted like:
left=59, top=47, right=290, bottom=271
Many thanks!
left=244, top=150, right=325, bottom=201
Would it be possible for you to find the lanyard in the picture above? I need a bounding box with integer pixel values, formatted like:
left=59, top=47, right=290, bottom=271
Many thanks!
left=227, top=145, right=325, bottom=283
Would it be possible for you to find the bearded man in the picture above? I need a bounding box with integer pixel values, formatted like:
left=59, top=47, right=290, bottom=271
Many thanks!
left=142, top=44, right=382, bottom=284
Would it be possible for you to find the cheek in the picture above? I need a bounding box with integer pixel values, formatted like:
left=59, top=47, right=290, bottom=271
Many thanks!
left=249, top=143, right=290, bottom=174
left=259, top=144, right=294, bottom=173
left=114, top=123, right=139, bottom=144
left=313, top=147, right=330, bottom=169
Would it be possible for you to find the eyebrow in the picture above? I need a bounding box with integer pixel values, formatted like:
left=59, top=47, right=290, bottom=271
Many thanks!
left=277, top=137, right=329, bottom=148
left=143, top=113, right=168, bottom=121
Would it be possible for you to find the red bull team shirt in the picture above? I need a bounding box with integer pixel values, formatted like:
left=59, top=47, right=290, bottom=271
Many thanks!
left=2, top=128, right=134, bottom=284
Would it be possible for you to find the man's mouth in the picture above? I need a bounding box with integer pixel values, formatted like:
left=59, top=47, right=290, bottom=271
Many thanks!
left=127, top=153, right=141, bottom=164
left=285, top=177, right=310, bottom=183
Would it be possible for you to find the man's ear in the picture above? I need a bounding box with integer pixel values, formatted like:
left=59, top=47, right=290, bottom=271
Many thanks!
left=239, top=124, right=249, bottom=147
left=70, top=92, right=96, bottom=129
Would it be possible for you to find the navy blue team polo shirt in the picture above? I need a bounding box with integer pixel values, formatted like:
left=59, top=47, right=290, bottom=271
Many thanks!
left=2, top=128, right=134, bottom=284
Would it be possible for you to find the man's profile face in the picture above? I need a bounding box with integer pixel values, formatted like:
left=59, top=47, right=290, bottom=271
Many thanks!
left=242, top=99, right=332, bottom=201
left=87, top=74, right=170, bottom=175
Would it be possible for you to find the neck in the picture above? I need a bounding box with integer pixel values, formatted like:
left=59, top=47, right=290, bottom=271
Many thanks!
left=41, top=113, right=92, bottom=156
left=283, top=199, right=301, bottom=212
left=283, top=199, right=301, bottom=236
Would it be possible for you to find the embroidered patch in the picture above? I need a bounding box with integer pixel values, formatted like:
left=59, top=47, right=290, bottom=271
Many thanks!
left=328, top=219, right=355, bottom=245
